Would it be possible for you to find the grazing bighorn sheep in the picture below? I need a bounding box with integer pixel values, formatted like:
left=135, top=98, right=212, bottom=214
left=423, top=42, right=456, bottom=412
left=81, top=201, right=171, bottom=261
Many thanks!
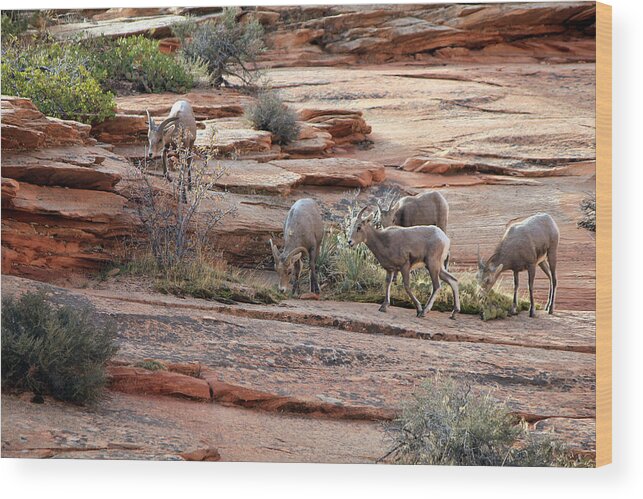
left=270, top=198, right=324, bottom=295
left=348, top=206, right=460, bottom=319
left=379, top=190, right=450, bottom=271
left=146, top=100, right=197, bottom=189
left=380, top=191, right=449, bottom=233
left=477, top=213, right=560, bottom=318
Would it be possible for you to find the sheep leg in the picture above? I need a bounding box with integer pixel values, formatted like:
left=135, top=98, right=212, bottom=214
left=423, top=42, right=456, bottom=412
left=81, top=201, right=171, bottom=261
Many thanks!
left=538, top=261, right=553, bottom=312
left=379, top=271, right=394, bottom=313
left=309, top=247, right=320, bottom=294
left=419, top=266, right=441, bottom=318
left=511, top=270, right=519, bottom=315
left=546, top=249, right=558, bottom=314
left=444, top=252, right=450, bottom=271
left=440, top=268, right=460, bottom=319
left=527, top=264, right=536, bottom=318
left=162, top=147, right=171, bottom=181
left=292, top=259, right=302, bottom=296
left=400, top=267, right=422, bottom=317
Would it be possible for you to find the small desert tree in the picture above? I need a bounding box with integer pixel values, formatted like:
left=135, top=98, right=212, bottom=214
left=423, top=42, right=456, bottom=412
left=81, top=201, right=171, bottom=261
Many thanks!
left=132, top=130, right=234, bottom=270
left=175, top=8, right=265, bottom=88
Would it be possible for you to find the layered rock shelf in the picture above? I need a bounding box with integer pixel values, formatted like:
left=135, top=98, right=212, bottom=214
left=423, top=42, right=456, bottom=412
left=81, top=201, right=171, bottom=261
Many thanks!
left=1, top=96, right=136, bottom=278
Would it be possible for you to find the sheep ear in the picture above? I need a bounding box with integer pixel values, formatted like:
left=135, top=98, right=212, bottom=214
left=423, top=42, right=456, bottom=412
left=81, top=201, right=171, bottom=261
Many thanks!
left=146, top=110, right=155, bottom=129
left=269, top=239, right=280, bottom=260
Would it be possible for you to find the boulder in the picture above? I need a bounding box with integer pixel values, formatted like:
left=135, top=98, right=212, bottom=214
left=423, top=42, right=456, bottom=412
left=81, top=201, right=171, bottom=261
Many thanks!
left=1, top=96, right=95, bottom=150
left=272, top=158, right=385, bottom=188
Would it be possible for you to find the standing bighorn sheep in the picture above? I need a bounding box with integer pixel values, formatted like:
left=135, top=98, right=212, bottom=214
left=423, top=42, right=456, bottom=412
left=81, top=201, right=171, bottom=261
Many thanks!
left=146, top=100, right=197, bottom=190
left=348, top=206, right=460, bottom=319
left=380, top=191, right=449, bottom=233
left=270, top=198, right=324, bottom=295
left=477, top=213, right=560, bottom=317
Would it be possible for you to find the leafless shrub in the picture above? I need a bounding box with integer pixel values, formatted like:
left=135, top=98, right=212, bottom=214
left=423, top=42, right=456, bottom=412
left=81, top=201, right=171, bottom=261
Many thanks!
left=131, top=135, right=235, bottom=270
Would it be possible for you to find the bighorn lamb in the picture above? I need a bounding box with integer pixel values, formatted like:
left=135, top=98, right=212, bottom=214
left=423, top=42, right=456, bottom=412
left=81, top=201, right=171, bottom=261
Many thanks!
left=380, top=191, right=449, bottom=233
left=270, top=198, right=324, bottom=295
left=348, top=206, right=460, bottom=319
left=146, top=100, right=197, bottom=188
left=477, top=213, right=559, bottom=317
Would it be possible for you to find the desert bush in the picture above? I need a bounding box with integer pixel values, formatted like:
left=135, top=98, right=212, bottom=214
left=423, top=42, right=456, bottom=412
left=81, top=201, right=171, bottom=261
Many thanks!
left=176, top=8, right=265, bottom=87
left=1, top=292, right=117, bottom=405
left=131, top=134, right=233, bottom=270
left=245, top=91, right=300, bottom=144
left=1, top=12, right=30, bottom=39
left=383, top=375, right=591, bottom=467
left=1, top=41, right=116, bottom=123
left=118, top=251, right=284, bottom=305
left=578, top=193, right=596, bottom=232
left=85, top=35, right=193, bottom=93
left=135, top=359, right=166, bottom=371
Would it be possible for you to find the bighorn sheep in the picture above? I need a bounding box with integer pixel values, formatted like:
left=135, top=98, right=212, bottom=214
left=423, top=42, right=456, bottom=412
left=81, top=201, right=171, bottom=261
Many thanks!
left=477, top=213, right=559, bottom=317
left=379, top=190, right=450, bottom=273
left=380, top=191, right=449, bottom=233
left=348, top=206, right=460, bottom=319
left=146, top=100, right=197, bottom=189
left=270, top=198, right=324, bottom=295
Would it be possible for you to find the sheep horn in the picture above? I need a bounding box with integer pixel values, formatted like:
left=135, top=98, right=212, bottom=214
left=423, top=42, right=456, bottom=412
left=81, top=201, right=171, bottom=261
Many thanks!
left=159, top=116, right=179, bottom=131
left=285, top=246, right=308, bottom=262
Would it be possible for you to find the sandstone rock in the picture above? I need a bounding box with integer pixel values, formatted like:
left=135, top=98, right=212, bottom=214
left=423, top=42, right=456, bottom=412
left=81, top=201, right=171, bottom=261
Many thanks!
left=272, top=158, right=385, bottom=188
left=1, top=96, right=95, bottom=150
left=212, top=160, right=302, bottom=195
left=196, top=118, right=273, bottom=157
left=180, top=447, right=221, bottom=461
left=400, top=156, right=471, bottom=175
left=281, top=124, right=335, bottom=158
left=47, top=14, right=216, bottom=40
left=115, top=89, right=247, bottom=121
left=2, top=146, right=126, bottom=191
left=108, top=366, right=212, bottom=401
left=1, top=178, right=19, bottom=205
left=298, top=109, right=372, bottom=145
left=91, top=114, right=149, bottom=144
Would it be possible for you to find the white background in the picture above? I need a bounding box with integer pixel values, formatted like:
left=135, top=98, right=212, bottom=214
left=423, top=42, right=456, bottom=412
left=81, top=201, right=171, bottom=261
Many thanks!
left=1, top=0, right=641, bottom=497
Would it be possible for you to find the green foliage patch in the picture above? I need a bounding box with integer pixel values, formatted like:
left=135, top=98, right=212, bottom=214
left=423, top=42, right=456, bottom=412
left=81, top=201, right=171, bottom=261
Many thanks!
left=1, top=292, right=118, bottom=405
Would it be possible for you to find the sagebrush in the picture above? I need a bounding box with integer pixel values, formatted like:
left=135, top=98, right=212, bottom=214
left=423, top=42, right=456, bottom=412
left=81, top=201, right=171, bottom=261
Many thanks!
left=1, top=292, right=117, bottom=405
left=578, top=193, right=596, bottom=232
left=384, top=375, right=591, bottom=467
left=176, top=8, right=265, bottom=87
left=245, top=91, right=300, bottom=144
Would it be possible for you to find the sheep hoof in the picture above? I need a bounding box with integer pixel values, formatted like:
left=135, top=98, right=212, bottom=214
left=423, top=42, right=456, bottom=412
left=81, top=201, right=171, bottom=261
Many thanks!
left=416, top=310, right=426, bottom=318
left=529, top=310, right=536, bottom=318
left=378, top=305, right=388, bottom=313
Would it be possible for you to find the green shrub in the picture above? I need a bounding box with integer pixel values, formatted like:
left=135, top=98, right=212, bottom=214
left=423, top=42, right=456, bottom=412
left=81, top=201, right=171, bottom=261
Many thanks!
left=1, top=292, right=118, bottom=405
left=1, top=12, right=30, bottom=39
left=384, top=375, right=591, bottom=467
left=88, top=35, right=193, bottom=93
left=135, top=359, right=166, bottom=371
left=116, top=252, right=284, bottom=306
left=245, top=91, right=300, bottom=144
left=1, top=42, right=116, bottom=124
left=176, top=7, right=265, bottom=87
